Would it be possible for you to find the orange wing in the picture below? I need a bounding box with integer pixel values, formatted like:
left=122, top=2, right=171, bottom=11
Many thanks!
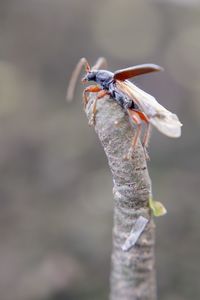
left=114, top=64, right=163, bottom=81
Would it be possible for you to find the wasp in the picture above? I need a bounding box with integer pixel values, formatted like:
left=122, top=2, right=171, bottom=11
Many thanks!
left=67, top=57, right=182, bottom=159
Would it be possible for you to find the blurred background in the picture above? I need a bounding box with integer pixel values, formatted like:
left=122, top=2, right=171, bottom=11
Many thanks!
left=0, top=0, right=200, bottom=299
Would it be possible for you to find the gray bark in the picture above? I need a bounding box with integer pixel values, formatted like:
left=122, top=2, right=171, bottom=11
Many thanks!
left=85, top=95, right=157, bottom=300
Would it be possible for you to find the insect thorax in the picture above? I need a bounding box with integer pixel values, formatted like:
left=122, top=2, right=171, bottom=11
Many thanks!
left=95, top=70, right=114, bottom=89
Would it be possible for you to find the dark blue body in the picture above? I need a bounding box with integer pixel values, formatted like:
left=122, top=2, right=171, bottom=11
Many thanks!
left=86, top=70, right=136, bottom=110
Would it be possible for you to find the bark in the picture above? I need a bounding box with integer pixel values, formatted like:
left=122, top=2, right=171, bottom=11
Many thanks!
left=85, top=95, right=157, bottom=300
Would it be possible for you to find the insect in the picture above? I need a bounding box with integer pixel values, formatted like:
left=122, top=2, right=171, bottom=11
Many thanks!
left=67, top=57, right=182, bottom=159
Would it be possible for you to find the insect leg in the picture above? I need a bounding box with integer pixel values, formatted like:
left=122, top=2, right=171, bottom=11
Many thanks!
left=97, top=90, right=109, bottom=99
left=90, top=90, right=110, bottom=126
left=82, top=85, right=104, bottom=126
left=142, top=123, right=152, bottom=160
left=87, top=90, right=110, bottom=125
left=127, top=109, right=142, bottom=159
left=128, top=109, right=150, bottom=159
left=91, top=57, right=107, bottom=70
left=143, top=123, right=152, bottom=148
left=66, top=58, right=91, bottom=102
left=83, top=85, right=101, bottom=108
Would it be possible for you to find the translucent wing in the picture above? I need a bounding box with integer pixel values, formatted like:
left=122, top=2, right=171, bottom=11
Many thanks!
left=116, top=80, right=182, bottom=138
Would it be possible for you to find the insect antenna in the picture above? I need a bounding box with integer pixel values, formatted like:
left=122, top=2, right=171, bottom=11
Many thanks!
left=91, top=57, right=107, bottom=71
left=66, top=57, right=91, bottom=102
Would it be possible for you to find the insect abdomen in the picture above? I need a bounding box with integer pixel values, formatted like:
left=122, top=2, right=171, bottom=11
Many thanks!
left=109, top=82, right=135, bottom=109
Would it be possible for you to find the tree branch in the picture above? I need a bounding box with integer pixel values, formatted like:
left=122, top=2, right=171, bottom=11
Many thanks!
left=85, top=95, right=157, bottom=300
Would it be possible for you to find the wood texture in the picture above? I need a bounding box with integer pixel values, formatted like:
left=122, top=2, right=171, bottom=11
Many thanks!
left=85, top=94, right=157, bottom=300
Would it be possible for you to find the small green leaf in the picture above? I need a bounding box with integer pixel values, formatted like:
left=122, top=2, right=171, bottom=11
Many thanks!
left=149, top=196, right=167, bottom=217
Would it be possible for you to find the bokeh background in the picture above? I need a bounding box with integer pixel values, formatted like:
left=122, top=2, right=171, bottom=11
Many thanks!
left=0, top=0, right=200, bottom=299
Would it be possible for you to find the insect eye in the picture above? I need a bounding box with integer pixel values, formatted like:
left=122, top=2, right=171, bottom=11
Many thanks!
left=87, top=72, right=96, bottom=81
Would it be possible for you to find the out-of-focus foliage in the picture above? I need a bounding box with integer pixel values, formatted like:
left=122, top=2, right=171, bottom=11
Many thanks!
left=0, top=0, right=200, bottom=299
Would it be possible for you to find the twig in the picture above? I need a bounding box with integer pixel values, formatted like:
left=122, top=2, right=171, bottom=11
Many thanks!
left=85, top=95, right=157, bottom=300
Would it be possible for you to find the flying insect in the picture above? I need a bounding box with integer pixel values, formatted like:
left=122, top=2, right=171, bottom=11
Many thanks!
left=66, top=57, right=182, bottom=159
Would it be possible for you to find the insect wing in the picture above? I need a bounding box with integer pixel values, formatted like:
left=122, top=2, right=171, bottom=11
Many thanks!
left=114, top=64, right=163, bottom=81
left=116, top=80, right=182, bottom=138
